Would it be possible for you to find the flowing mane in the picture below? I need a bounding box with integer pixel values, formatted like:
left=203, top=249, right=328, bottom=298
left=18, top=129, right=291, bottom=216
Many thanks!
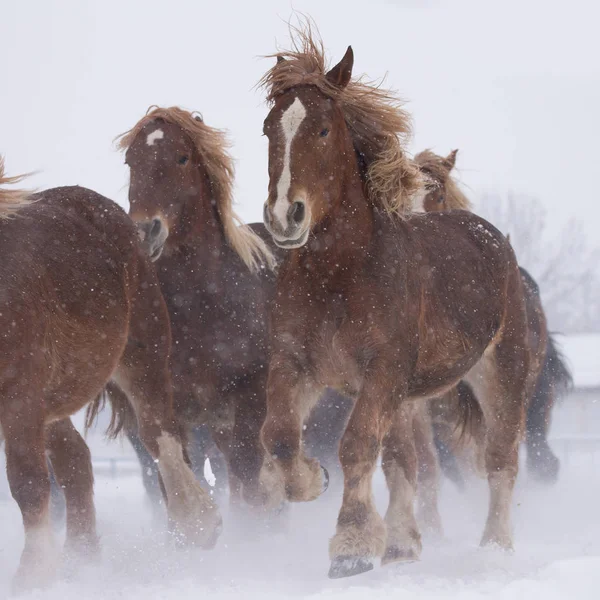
left=414, top=149, right=472, bottom=211
left=259, top=24, right=421, bottom=217
left=117, top=106, right=275, bottom=272
left=0, top=156, right=31, bottom=218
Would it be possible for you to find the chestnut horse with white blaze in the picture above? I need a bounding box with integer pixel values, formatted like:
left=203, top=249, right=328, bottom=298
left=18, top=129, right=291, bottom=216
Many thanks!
left=0, top=158, right=220, bottom=592
left=258, top=29, right=535, bottom=579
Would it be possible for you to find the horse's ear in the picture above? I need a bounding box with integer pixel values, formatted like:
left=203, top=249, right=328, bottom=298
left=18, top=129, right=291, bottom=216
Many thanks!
left=277, top=55, right=286, bottom=64
left=444, top=149, right=458, bottom=170
left=326, top=46, right=354, bottom=89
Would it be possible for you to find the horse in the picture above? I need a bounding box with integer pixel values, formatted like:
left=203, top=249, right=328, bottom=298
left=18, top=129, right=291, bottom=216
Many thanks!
left=86, top=106, right=285, bottom=512
left=258, top=26, right=537, bottom=579
left=414, top=149, right=573, bottom=482
left=0, top=158, right=220, bottom=592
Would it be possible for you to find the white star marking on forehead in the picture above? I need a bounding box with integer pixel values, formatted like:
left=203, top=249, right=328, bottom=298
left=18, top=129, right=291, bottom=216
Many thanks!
left=146, top=129, right=164, bottom=147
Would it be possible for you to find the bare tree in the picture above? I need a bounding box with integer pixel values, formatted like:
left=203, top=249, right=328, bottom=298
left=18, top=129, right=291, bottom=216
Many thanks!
left=476, top=192, right=600, bottom=333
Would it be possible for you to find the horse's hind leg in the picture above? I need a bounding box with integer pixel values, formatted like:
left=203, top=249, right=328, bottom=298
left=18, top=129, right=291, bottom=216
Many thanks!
left=413, top=401, right=443, bottom=537
left=46, top=418, right=98, bottom=557
left=526, top=360, right=559, bottom=482
left=381, top=401, right=422, bottom=565
left=0, top=400, right=58, bottom=592
left=465, top=343, right=528, bottom=550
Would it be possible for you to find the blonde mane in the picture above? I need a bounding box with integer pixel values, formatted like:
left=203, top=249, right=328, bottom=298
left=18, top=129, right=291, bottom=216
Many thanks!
left=117, top=106, right=275, bottom=272
left=259, top=23, right=421, bottom=217
left=414, top=149, right=472, bottom=211
left=0, top=156, right=32, bottom=219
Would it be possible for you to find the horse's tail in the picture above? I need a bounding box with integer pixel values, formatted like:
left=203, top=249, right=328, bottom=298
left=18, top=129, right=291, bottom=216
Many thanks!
left=527, top=333, right=573, bottom=437
left=454, top=381, right=485, bottom=443
left=0, top=156, right=32, bottom=218
left=430, top=381, right=485, bottom=490
left=85, top=382, right=138, bottom=438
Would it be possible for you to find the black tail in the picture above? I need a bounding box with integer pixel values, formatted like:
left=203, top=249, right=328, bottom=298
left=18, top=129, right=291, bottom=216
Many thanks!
left=84, top=381, right=138, bottom=438
left=526, top=333, right=573, bottom=482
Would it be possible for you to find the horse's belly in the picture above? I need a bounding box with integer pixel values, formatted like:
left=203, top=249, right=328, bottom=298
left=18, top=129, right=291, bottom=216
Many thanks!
left=409, top=342, right=487, bottom=399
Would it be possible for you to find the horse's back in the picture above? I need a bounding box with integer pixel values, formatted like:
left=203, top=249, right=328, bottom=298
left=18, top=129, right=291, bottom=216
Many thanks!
left=401, top=210, right=517, bottom=325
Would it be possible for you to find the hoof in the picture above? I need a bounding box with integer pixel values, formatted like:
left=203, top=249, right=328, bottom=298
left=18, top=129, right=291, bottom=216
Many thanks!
left=328, top=556, right=374, bottom=579
left=170, top=513, right=223, bottom=550
left=382, top=545, right=419, bottom=565
left=321, top=466, right=330, bottom=495
left=480, top=533, right=514, bottom=552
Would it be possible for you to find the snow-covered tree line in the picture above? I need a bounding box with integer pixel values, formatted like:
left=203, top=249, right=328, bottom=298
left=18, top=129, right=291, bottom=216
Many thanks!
left=476, top=192, right=600, bottom=334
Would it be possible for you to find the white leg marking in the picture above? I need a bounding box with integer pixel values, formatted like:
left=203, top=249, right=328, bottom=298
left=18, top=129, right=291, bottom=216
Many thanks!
left=274, top=97, right=307, bottom=229
left=156, top=433, right=201, bottom=501
left=146, top=128, right=164, bottom=146
left=156, top=433, right=221, bottom=547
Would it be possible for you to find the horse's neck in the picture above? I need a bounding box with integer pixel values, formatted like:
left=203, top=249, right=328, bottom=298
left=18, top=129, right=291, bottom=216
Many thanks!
left=168, top=201, right=234, bottom=284
left=300, top=178, right=374, bottom=282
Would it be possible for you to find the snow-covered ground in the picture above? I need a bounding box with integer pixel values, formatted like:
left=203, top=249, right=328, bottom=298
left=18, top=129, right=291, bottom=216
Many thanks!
left=1, top=439, right=599, bottom=599
left=1, top=332, right=597, bottom=599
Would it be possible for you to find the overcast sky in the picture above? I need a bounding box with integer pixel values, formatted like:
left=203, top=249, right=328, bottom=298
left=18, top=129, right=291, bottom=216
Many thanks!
left=1, top=0, right=598, bottom=239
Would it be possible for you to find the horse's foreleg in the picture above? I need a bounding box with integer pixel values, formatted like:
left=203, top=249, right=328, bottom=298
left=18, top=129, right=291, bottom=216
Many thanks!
left=261, top=357, right=324, bottom=503
left=328, top=366, right=401, bottom=579
left=116, top=258, right=222, bottom=549
left=229, top=370, right=286, bottom=510
left=46, top=418, right=98, bottom=557
left=125, top=427, right=163, bottom=506
left=114, top=355, right=222, bottom=549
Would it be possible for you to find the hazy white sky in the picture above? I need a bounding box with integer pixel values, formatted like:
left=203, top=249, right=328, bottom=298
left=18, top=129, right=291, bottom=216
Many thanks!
left=1, top=0, right=598, bottom=237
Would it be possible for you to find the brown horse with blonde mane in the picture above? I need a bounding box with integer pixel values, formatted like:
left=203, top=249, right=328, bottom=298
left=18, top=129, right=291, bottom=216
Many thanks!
left=258, top=27, right=536, bottom=579
left=87, top=106, right=285, bottom=511
left=414, top=148, right=572, bottom=483
left=0, top=158, right=220, bottom=592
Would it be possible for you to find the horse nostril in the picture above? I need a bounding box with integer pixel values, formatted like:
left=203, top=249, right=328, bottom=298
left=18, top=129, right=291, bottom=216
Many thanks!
left=263, top=203, right=271, bottom=226
left=149, top=218, right=162, bottom=240
left=290, top=201, right=305, bottom=225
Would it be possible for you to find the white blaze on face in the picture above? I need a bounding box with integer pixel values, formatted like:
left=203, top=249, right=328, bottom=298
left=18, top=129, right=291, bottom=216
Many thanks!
left=146, top=128, right=164, bottom=146
left=411, top=188, right=427, bottom=213
left=273, top=97, right=307, bottom=230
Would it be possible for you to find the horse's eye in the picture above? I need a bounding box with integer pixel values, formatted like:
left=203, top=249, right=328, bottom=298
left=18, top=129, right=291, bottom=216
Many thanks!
left=437, top=196, right=445, bottom=204
left=319, top=128, right=330, bottom=137
left=177, top=155, right=189, bottom=165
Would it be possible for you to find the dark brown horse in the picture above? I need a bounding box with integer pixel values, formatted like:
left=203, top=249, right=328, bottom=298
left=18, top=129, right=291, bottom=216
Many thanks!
left=258, top=28, right=537, bottom=579
left=414, top=149, right=573, bottom=482
left=0, top=158, right=220, bottom=592
left=88, top=107, right=285, bottom=511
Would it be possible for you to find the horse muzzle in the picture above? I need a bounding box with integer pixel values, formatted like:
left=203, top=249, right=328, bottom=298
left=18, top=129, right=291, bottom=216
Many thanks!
left=136, top=217, right=169, bottom=261
left=263, top=200, right=310, bottom=249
